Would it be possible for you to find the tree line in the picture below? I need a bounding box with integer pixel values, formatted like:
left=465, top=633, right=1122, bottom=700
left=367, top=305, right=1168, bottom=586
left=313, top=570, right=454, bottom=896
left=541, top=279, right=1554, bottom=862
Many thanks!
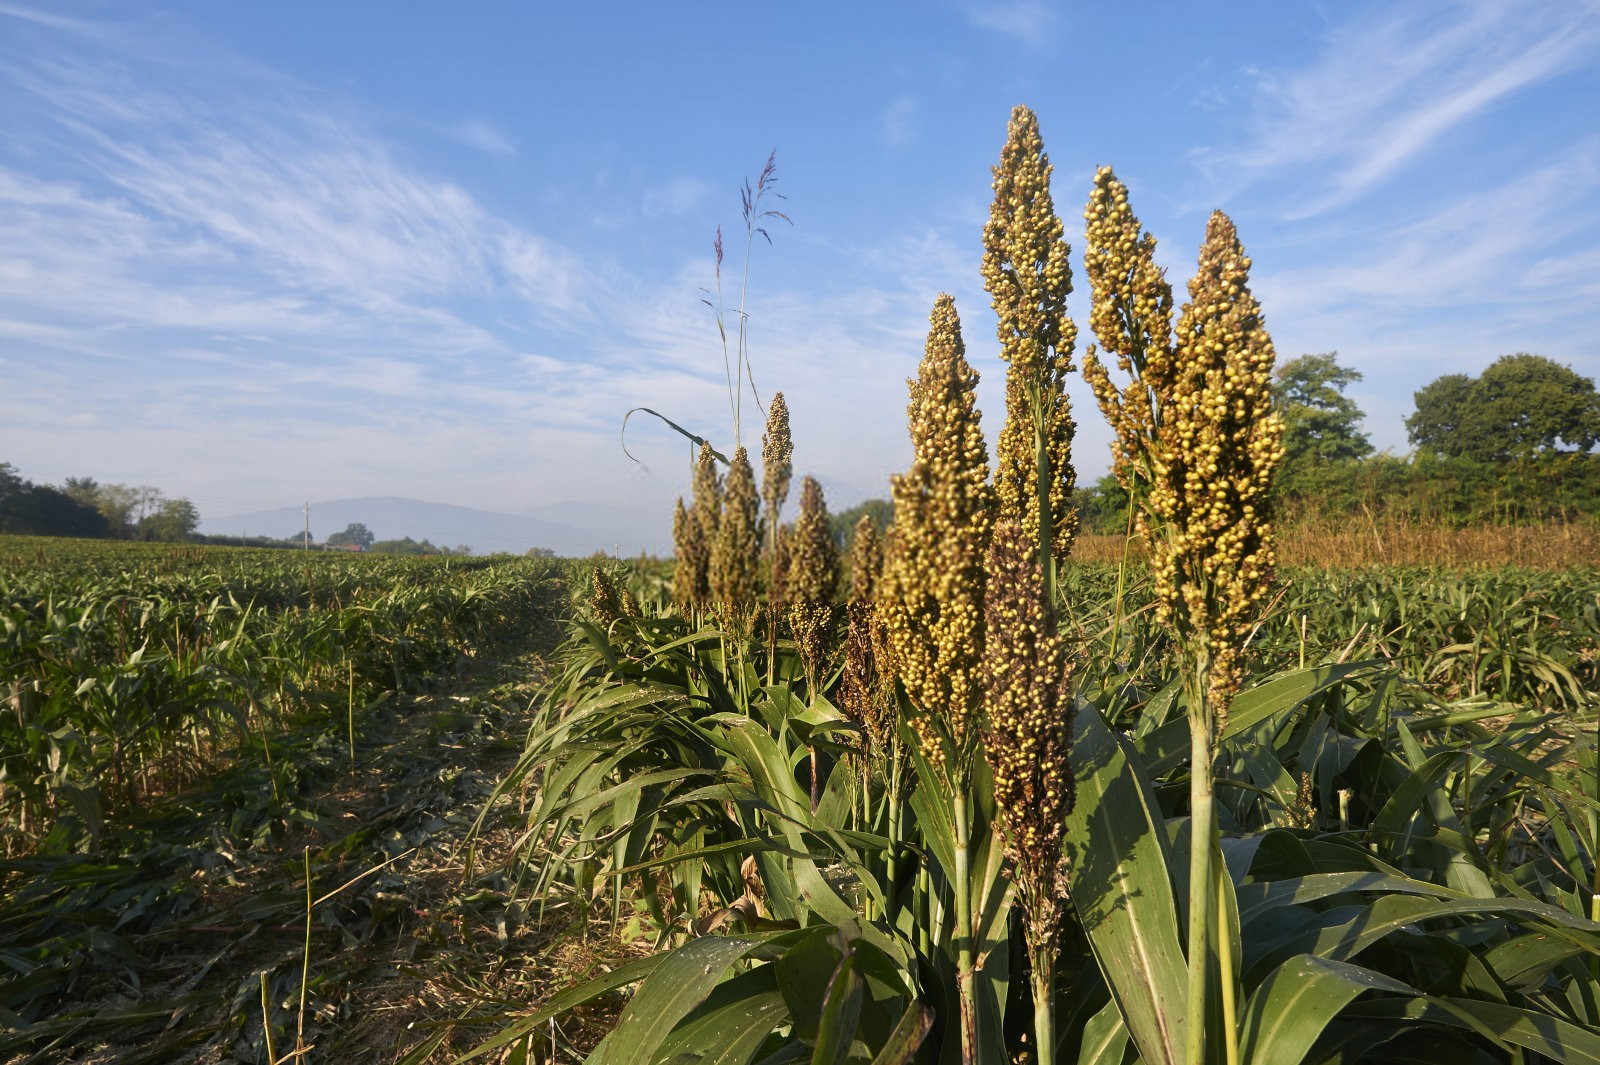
left=0, top=465, right=200, bottom=541
left=1078, top=352, right=1600, bottom=532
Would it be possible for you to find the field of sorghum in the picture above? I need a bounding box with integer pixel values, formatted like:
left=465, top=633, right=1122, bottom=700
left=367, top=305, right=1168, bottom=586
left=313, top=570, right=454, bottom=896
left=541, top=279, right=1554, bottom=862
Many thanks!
left=0, top=538, right=561, bottom=855
left=473, top=109, right=1600, bottom=1065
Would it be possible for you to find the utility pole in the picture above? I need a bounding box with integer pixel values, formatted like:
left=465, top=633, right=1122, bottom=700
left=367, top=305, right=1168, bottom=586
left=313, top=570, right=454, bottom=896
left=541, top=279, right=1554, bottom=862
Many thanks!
left=304, top=501, right=310, bottom=550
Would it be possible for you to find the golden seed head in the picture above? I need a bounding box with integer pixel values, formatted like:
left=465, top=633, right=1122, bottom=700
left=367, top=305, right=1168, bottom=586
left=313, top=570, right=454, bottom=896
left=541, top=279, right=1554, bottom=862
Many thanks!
left=982, top=520, right=1074, bottom=953
left=786, top=475, right=839, bottom=688
left=671, top=496, right=706, bottom=614
left=879, top=293, right=992, bottom=776
left=983, top=105, right=1080, bottom=562
left=762, top=392, right=794, bottom=522
left=688, top=443, right=722, bottom=611
left=1080, top=166, right=1176, bottom=492
left=848, top=515, right=883, bottom=603
left=589, top=566, right=624, bottom=628
left=710, top=446, right=762, bottom=632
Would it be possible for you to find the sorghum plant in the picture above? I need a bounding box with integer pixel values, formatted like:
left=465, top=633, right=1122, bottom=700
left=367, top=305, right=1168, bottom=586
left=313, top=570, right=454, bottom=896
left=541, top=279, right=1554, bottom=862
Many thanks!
left=880, top=293, right=991, bottom=1064
left=1083, top=170, right=1283, bottom=1065
left=982, top=105, right=1078, bottom=595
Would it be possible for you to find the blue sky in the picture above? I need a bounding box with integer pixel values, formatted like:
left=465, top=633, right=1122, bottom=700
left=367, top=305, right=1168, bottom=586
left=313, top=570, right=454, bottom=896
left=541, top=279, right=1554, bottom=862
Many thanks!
left=2, top=0, right=1597, bottom=550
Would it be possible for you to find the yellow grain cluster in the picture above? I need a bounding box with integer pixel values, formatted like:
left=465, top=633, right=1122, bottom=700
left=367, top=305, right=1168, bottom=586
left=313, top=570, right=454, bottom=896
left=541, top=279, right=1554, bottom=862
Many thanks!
left=1082, top=169, right=1283, bottom=719
left=762, top=392, right=793, bottom=525
left=589, top=567, right=624, bottom=628
left=840, top=517, right=890, bottom=753
left=710, top=446, right=762, bottom=630
left=1081, top=165, right=1176, bottom=491
left=786, top=476, right=839, bottom=687
left=879, top=294, right=992, bottom=773
left=982, top=520, right=1074, bottom=953
left=686, top=443, right=722, bottom=613
left=1158, top=211, right=1284, bottom=712
left=982, top=105, right=1079, bottom=560
left=671, top=497, right=699, bottom=613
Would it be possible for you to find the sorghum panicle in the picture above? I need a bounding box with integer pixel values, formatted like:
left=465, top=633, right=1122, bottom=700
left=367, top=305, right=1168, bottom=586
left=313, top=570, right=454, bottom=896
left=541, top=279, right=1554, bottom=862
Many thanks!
left=762, top=392, right=794, bottom=524
left=590, top=567, right=624, bottom=628
left=1081, top=166, right=1176, bottom=493
left=1155, top=211, right=1284, bottom=718
left=710, top=446, right=762, bottom=631
left=983, top=105, right=1079, bottom=559
left=848, top=516, right=883, bottom=603
left=671, top=497, right=700, bottom=613
left=840, top=517, right=890, bottom=752
left=982, top=520, right=1074, bottom=954
left=689, top=443, right=722, bottom=612
left=880, top=294, right=992, bottom=773
left=786, top=476, right=839, bottom=688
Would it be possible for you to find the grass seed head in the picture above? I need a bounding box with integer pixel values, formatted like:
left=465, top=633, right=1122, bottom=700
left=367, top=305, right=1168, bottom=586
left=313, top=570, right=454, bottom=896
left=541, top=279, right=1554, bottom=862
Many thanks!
left=710, top=446, right=762, bottom=632
left=762, top=392, right=794, bottom=524
left=982, top=520, right=1074, bottom=954
left=983, top=105, right=1080, bottom=559
left=880, top=293, right=992, bottom=775
left=671, top=497, right=699, bottom=613
left=1081, top=166, right=1176, bottom=493
left=589, top=567, right=624, bottom=628
left=689, top=443, right=722, bottom=611
left=848, top=515, right=883, bottom=603
left=1154, top=210, right=1284, bottom=717
left=786, top=476, right=839, bottom=688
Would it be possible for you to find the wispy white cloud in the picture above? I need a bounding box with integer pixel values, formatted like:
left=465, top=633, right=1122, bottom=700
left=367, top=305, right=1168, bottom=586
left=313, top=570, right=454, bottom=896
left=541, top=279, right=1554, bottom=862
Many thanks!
left=641, top=176, right=710, bottom=218
left=882, top=95, right=917, bottom=147
left=963, top=2, right=1058, bottom=43
left=449, top=118, right=517, bottom=157
left=1197, top=0, right=1600, bottom=216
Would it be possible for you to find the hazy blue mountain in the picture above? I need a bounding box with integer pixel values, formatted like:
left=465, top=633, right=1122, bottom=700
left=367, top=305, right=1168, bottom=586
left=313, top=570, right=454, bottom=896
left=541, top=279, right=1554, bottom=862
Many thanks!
left=200, top=496, right=670, bottom=557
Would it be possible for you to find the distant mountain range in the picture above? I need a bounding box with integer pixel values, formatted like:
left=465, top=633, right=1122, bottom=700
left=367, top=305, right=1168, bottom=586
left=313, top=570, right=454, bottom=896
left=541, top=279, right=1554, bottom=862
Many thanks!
left=199, top=496, right=669, bottom=557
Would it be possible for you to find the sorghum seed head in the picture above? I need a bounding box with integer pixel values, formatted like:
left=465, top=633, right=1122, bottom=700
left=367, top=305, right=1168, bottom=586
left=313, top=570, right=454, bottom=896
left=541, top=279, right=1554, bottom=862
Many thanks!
left=710, top=446, right=762, bottom=632
left=983, top=105, right=1080, bottom=560
left=982, top=520, right=1074, bottom=954
left=879, top=293, right=992, bottom=776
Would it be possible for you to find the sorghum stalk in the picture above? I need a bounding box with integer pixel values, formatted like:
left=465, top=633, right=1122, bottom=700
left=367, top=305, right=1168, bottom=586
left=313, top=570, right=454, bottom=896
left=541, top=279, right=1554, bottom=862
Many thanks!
left=983, top=105, right=1078, bottom=605
left=880, top=293, right=991, bottom=1065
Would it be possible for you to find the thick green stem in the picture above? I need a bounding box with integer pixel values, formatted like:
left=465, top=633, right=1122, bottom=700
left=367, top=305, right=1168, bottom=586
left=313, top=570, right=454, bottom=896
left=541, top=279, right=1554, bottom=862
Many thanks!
left=953, top=788, right=978, bottom=1065
left=1185, top=660, right=1215, bottom=1065
left=1030, top=952, right=1056, bottom=1065
left=1217, top=862, right=1239, bottom=1065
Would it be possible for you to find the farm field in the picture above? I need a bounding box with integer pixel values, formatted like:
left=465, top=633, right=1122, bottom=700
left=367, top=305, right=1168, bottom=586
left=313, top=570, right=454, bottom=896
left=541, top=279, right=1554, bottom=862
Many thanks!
left=0, top=537, right=582, bottom=1063
left=2, top=534, right=1599, bottom=1063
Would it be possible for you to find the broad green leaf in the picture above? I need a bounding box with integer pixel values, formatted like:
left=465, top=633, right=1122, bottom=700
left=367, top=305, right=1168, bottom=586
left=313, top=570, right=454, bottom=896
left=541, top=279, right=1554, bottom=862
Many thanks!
left=1065, top=707, right=1187, bottom=1065
left=587, top=936, right=768, bottom=1065
left=1238, top=954, right=1415, bottom=1065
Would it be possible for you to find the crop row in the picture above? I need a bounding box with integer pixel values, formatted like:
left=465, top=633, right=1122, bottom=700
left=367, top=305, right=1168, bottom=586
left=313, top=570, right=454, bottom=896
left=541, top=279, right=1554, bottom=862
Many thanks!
left=0, top=536, right=561, bottom=853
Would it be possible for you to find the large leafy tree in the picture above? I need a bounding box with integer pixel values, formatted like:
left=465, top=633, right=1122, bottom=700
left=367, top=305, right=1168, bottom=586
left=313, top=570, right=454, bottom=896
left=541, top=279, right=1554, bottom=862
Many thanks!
left=1274, top=352, right=1373, bottom=479
left=1408, top=354, right=1600, bottom=461
left=327, top=522, right=376, bottom=549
